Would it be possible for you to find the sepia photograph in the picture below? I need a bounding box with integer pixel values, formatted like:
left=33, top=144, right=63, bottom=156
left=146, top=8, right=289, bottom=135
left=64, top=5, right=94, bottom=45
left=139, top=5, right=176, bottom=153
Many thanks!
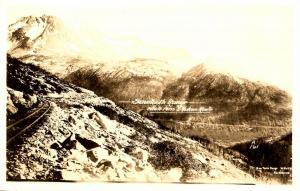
left=3, top=0, right=295, bottom=188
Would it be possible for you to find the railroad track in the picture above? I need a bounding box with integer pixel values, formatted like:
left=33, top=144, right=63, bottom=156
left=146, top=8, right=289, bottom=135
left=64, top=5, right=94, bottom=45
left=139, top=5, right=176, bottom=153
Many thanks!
left=7, top=101, right=51, bottom=145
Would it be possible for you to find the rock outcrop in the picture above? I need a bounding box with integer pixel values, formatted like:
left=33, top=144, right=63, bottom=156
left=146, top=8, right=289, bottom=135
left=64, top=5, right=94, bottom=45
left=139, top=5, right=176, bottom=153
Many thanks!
left=7, top=88, right=38, bottom=116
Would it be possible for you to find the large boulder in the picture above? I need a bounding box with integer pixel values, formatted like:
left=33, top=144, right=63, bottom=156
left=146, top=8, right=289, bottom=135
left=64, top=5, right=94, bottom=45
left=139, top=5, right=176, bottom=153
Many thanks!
left=7, top=88, right=38, bottom=111
left=7, top=93, right=18, bottom=115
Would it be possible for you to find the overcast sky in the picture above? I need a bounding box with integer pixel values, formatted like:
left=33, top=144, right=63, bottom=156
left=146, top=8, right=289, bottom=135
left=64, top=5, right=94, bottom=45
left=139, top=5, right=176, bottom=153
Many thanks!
left=6, top=0, right=294, bottom=93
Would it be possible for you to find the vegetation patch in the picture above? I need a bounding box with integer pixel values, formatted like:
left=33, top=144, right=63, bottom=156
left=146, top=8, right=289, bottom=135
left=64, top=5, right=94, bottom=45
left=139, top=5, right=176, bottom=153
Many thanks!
left=230, top=133, right=292, bottom=167
left=148, top=141, right=202, bottom=172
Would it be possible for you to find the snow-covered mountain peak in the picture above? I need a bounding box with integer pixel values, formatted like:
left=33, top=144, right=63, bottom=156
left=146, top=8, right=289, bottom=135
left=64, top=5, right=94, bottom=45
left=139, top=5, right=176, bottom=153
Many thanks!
left=8, top=15, right=75, bottom=56
left=9, top=15, right=62, bottom=41
left=11, top=15, right=59, bottom=27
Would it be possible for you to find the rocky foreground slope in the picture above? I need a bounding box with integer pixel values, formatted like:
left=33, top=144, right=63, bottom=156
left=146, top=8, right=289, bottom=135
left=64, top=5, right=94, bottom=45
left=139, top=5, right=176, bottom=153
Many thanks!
left=6, top=56, right=260, bottom=183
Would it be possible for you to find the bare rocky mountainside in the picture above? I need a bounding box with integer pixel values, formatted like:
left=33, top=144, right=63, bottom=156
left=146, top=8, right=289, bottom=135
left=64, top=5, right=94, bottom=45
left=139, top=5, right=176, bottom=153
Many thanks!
left=6, top=55, right=260, bottom=183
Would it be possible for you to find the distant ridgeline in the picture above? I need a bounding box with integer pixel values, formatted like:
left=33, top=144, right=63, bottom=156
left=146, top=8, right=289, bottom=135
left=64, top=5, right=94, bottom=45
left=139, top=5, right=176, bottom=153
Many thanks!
left=64, top=63, right=291, bottom=127
left=157, top=65, right=292, bottom=127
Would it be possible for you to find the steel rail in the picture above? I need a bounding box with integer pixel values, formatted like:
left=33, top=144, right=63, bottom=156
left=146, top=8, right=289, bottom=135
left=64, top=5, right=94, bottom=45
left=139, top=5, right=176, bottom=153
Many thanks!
left=7, top=101, right=51, bottom=145
left=7, top=101, right=47, bottom=130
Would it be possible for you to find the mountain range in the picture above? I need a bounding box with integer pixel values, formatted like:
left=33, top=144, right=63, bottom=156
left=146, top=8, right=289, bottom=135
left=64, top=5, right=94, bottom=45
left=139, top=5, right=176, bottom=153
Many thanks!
left=8, top=15, right=292, bottom=126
